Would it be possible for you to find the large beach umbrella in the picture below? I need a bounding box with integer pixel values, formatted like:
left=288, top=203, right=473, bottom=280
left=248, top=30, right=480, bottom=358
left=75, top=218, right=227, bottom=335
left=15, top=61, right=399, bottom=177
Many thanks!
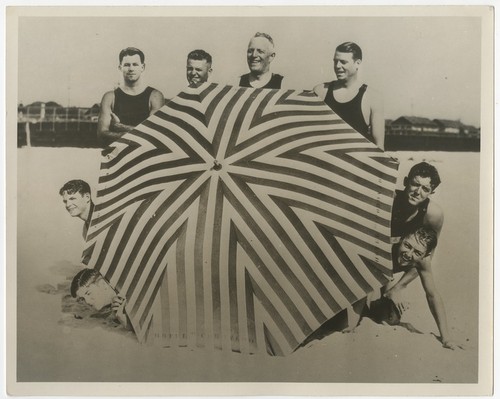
left=83, top=84, right=398, bottom=356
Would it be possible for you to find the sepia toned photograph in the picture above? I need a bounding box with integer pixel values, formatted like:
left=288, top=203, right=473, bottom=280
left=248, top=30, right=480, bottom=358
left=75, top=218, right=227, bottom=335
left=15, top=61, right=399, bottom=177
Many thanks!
left=6, top=5, right=494, bottom=396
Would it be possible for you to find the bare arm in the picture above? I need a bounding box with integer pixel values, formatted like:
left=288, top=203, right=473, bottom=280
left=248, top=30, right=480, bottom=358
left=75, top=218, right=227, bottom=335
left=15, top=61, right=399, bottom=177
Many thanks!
left=417, top=258, right=462, bottom=350
left=97, top=91, right=131, bottom=143
left=313, top=82, right=328, bottom=100
left=384, top=267, right=419, bottom=314
left=149, top=89, right=165, bottom=115
left=424, top=201, right=444, bottom=236
left=367, top=90, right=385, bottom=150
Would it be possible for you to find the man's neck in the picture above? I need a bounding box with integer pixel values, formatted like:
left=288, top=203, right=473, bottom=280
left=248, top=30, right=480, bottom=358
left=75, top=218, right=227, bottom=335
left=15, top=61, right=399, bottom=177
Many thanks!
left=79, top=203, right=92, bottom=222
left=122, top=79, right=145, bottom=94
left=250, top=70, right=272, bottom=82
left=337, top=75, right=360, bottom=89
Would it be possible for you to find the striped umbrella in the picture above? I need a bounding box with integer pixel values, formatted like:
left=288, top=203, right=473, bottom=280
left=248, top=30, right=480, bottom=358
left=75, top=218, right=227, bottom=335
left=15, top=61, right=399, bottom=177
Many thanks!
left=83, top=83, right=399, bottom=356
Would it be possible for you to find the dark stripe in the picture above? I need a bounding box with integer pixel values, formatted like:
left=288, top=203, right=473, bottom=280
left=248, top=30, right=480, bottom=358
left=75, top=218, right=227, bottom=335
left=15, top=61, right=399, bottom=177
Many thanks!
left=316, top=226, right=375, bottom=295
left=221, top=180, right=325, bottom=333
left=96, top=171, right=203, bottom=210
left=263, top=325, right=284, bottom=357
left=326, top=149, right=397, bottom=182
left=126, top=127, right=171, bottom=150
left=99, top=148, right=174, bottom=184
left=212, top=88, right=247, bottom=156
left=248, top=90, right=279, bottom=129
left=315, top=222, right=393, bottom=261
left=211, top=179, right=224, bottom=350
left=160, top=269, right=170, bottom=344
left=91, top=218, right=122, bottom=281
left=176, top=221, right=188, bottom=347
left=252, top=108, right=336, bottom=128
left=144, top=115, right=212, bottom=159
left=194, top=178, right=210, bottom=347
left=359, top=254, right=393, bottom=283
left=244, top=270, right=258, bottom=353
left=269, top=195, right=391, bottom=244
left=230, top=119, right=346, bottom=157
left=130, top=222, right=187, bottom=333
left=166, top=99, right=207, bottom=127
left=229, top=175, right=335, bottom=319
left=176, top=82, right=219, bottom=103
left=117, top=175, right=208, bottom=291
left=246, top=273, right=299, bottom=352
left=138, top=267, right=168, bottom=330
left=271, top=196, right=359, bottom=304
left=91, top=191, right=161, bottom=229
left=236, top=132, right=365, bottom=164
left=228, top=223, right=240, bottom=353
left=275, top=89, right=327, bottom=105
left=103, top=195, right=159, bottom=288
left=283, top=152, right=394, bottom=198
left=81, top=242, right=95, bottom=266
left=371, top=155, right=400, bottom=170
left=99, top=159, right=203, bottom=192
left=101, top=144, right=137, bottom=170
left=229, top=172, right=390, bottom=226
left=143, top=315, right=154, bottom=344
left=204, top=85, right=234, bottom=127
left=224, top=88, right=264, bottom=159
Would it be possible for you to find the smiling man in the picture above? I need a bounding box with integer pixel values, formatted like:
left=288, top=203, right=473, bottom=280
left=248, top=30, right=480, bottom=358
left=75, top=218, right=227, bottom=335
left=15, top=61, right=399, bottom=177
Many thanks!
left=391, top=162, right=444, bottom=242
left=314, top=42, right=384, bottom=149
left=186, top=49, right=213, bottom=88
left=380, top=227, right=462, bottom=350
left=239, top=32, right=284, bottom=89
left=60, top=179, right=94, bottom=239
left=97, top=47, right=164, bottom=146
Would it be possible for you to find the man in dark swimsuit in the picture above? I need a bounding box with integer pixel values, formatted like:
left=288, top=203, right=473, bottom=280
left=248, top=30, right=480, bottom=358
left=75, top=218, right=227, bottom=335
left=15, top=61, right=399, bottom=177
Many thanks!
left=313, top=42, right=384, bottom=149
left=384, top=162, right=444, bottom=310
left=391, top=162, right=444, bottom=242
left=97, top=47, right=164, bottom=146
left=239, top=32, right=284, bottom=89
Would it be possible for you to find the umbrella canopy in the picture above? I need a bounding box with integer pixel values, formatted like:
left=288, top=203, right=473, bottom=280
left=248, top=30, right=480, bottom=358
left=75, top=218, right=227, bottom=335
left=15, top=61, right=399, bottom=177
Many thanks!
left=83, top=83, right=399, bottom=356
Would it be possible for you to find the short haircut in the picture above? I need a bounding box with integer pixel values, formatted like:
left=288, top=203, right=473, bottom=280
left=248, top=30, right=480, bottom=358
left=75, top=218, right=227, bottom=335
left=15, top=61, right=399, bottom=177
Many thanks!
left=336, top=42, right=363, bottom=61
left=407, top=162, right=442, bottom=189
left=187, top=49, right=212, bottom=65
left=70, top=268, right=101, bottom=298
left=405, top=226, right=438, bottom=255
left=59, top=179, right=91, bottom=196
left=253, top=32, right=274, bottom=47
left=119, top=47, right=145, bottom=64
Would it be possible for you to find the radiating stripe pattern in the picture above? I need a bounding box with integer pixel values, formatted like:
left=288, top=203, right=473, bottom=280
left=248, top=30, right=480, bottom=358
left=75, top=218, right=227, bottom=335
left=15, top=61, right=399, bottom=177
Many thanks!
left=83, top=83, right=399, bottom=356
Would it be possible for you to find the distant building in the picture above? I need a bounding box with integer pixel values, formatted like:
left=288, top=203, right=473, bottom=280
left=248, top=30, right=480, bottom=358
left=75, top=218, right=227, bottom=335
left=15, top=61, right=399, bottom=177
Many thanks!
left=387, top=116, right=480, bottom=138
left=389, top=116, right=440, bottom=136
left=433, top=119, right=462, bottom=134
left=433, top=119, right=479, bottom=137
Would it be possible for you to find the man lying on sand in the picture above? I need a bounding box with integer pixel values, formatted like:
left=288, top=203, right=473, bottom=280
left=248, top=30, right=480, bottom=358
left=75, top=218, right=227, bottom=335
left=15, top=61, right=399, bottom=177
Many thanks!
left=70, top=268, right=131, bottom=330
left=368, top=227, right=462, bottom=350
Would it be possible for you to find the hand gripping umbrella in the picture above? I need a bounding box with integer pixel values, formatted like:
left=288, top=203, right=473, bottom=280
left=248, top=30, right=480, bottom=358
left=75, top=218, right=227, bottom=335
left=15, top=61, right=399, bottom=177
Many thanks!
left=83, top=83, right=399, bottom=356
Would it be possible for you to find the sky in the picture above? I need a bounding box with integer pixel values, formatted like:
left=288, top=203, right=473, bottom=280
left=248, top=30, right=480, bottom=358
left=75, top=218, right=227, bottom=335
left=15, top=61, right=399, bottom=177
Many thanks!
left=17, top=14, right=482, bottom=126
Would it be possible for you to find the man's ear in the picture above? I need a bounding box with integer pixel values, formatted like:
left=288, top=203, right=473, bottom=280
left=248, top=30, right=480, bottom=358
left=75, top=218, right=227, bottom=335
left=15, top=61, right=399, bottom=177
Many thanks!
left=403, top=177, right=408, bottom=187
left=141, top=63, right=146, bottom=71
left=83, top=193, right=91, bottom=203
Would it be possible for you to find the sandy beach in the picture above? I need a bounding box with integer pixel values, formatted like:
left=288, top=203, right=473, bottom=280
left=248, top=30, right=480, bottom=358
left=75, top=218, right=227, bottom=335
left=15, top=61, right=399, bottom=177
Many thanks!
left=14, top=147, right=479, bottom=384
